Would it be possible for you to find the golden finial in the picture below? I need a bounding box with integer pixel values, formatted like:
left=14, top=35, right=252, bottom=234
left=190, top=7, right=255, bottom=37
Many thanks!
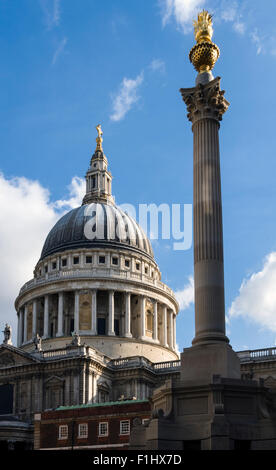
left=189, top=10, right=220, bottom=75
left=193, top=10, right=213, bottom=43
left=95, top=124, right=103, bottom=151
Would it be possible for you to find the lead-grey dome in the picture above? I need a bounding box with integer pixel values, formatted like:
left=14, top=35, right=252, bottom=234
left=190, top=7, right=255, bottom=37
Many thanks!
left=40, top=202, right=154, bottom=261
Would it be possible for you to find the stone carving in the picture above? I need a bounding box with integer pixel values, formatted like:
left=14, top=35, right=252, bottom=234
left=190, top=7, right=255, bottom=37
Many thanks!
left=33, top=334, right=42, bottom=352
left=2, top=323, right=12, bottom=345
left=0, top=353, right=15, bottom=367
left=71, top=331, right=80, bottom=346
left=180, top=77, right=229, bottom=125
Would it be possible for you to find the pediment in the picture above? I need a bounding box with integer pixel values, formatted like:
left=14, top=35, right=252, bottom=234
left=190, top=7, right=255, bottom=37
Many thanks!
left=98, top=380, right=110, bottom=391
left=0, top=345, right=39, bottom=368
left=45, top=375, right=65, bottom=386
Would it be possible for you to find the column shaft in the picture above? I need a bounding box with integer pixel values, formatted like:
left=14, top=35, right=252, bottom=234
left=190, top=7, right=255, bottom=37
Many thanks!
left=153, top=301, right=158, bottom=342
left=74, top=291, right=79, bottom=334
left=17, top=309, right=23, bottom=347
left=43, top=295, right=49, bottom=339
left=23, top=305, right=28, bottom=343
left=192, top=117, right=227, bottom=345
left=140, top=296, right=146, bottom=339
left=32, top=299, right=37, bottom=338
left=57, top=292, right=64, bottom=337
left=168, top=310, right=173, bottom=348
left=163, top=305, right=168, bottom=347
left=124, top=292, right=132, bottom=338
left=91, top=290, right=97, bottom=335
left=108, top=290, right=115, bottom=336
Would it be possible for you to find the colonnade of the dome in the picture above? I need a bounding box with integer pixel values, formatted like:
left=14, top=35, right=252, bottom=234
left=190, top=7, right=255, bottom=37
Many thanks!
left=17, top=288, right=177, bottom=353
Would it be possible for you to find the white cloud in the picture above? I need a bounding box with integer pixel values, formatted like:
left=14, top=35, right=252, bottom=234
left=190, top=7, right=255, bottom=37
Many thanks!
left=149, top=58, right=166, bottom=73
left=251, top=29, right=263, bottom=55
left=0, top=173, right=85, bottom=344
left=175, top=275, right=194, bottom=310
left=110, top=72, right=144, bottom=122
left=229, top=252, right=276, bottom=332
left=52, top=37, right=68, bottom=65
left=40, top=0, right=61, bottom=30
left=233, top=21, right=245, bottom=35
left=160, top=0, right=205, bottom=33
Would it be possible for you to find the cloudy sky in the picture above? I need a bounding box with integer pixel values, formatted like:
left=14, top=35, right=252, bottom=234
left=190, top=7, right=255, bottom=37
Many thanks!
left=1, top=0, right=276, bottom=352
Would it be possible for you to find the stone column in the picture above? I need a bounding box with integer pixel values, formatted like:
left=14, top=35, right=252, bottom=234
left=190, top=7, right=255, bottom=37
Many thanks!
left=74, top=291, right=79, bottom=334
left=180, top=78, right=230, bottom=346
left=140, top=296, right=146, bottom=340
left=108, top=290, right=115, bottom=336
left=32, top=299, right=37, bottom=338
left=173, top=313, right=176, bottom=350
left=17, top=309, right=23, bottom=347
left=124, top=292, right=132, bottom=338
left=23, top=305, right=28, bottom=343
left=153, top=300, right=158, bottom=342
left=180, top=77, right=240, bottom=380
left=43, top=295, right=49, bottom=339
left=162, top=305, right=168, bottom=347
left=57, top=292, right=64, bottom=337
left=91, top=290, right=97, bottom=335
left=168, top=309, right=173, bottom=348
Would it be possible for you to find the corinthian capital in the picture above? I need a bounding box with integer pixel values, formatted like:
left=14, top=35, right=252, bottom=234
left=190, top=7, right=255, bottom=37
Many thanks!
left=180, top=77, right=229, bottom=125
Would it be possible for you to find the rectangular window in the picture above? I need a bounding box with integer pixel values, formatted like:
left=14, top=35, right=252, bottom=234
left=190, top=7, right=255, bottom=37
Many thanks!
left=112, top=257, right=118, bottom=265
left=78, top=423, right=88, bottom=439
left=99, top=422, right=108, bottom=437
left=0, top=384, right=13, bottom=414
left=58, top=425, right=68, bottom=440
left=52, top=261, right=57, bottom=270
left=86, top=256, right=92, bottom=264
left=136, top=263, right=140, bottom=271
left=45, top=265, right=48, bottom=273
left=73, top=256, right=79, bottom=265
left=125, top=259, right=130, bottom=268
left=145, top=266, right=148, bottom=274
left=99, top=256, right=105, bottom=264
left=120, top=420, right=130, bottom=435
left=62, top=258, right=67, bottom=267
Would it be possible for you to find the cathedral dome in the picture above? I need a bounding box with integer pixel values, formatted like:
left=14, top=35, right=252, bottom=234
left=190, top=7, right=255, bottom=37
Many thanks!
left=40, top=202, right=154, bottom=261
left=16, top=126, right=179, bottom=365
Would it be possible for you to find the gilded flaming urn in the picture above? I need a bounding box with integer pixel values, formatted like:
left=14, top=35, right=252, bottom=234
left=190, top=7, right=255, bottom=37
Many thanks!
left=189, top=10, right=220, bottom=74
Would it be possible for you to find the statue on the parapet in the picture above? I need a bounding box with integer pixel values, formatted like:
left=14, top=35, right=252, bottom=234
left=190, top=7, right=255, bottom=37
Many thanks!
left=33, top=333, right=42, bottom=352
left=71, top=331, right=81, bottom=346
left=2, top=323, right=12, bottom=345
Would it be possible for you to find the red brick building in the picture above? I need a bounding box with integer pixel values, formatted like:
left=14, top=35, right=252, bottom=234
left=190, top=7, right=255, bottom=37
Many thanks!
left=34, top=400, right=151, bottom=450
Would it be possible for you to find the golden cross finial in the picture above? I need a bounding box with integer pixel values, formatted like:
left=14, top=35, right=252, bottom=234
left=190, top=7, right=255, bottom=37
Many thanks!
left=95, top=124, right=103, bottom=151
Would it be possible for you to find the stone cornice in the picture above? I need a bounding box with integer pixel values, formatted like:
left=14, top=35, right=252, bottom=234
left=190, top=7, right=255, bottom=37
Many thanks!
left=180, top=76, right=229, bottom=126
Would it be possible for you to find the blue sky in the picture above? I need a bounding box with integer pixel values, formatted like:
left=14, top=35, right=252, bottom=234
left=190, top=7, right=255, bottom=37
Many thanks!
left=1, top=0, right=276, bottom=352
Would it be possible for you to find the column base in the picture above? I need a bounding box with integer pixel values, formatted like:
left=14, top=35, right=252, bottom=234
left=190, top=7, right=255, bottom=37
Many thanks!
left=108, top=331, right=116, bottom=336
left=124, top=333, right=133, bottom=338
left=180, top=342, right=241, bottom=383
left=56, top=332, right=64, bottom=338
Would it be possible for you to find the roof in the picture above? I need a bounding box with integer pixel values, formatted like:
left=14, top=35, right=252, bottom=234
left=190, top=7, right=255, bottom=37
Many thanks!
left=56, top=399, right=149, bottom=411
left=40, top=203, right=154, bottom=261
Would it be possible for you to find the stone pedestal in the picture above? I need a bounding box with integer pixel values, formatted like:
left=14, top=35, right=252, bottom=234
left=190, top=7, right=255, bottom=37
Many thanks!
left=180, top=343, right=241, bottom=383
left=129, top=376, right=276, bottom=450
